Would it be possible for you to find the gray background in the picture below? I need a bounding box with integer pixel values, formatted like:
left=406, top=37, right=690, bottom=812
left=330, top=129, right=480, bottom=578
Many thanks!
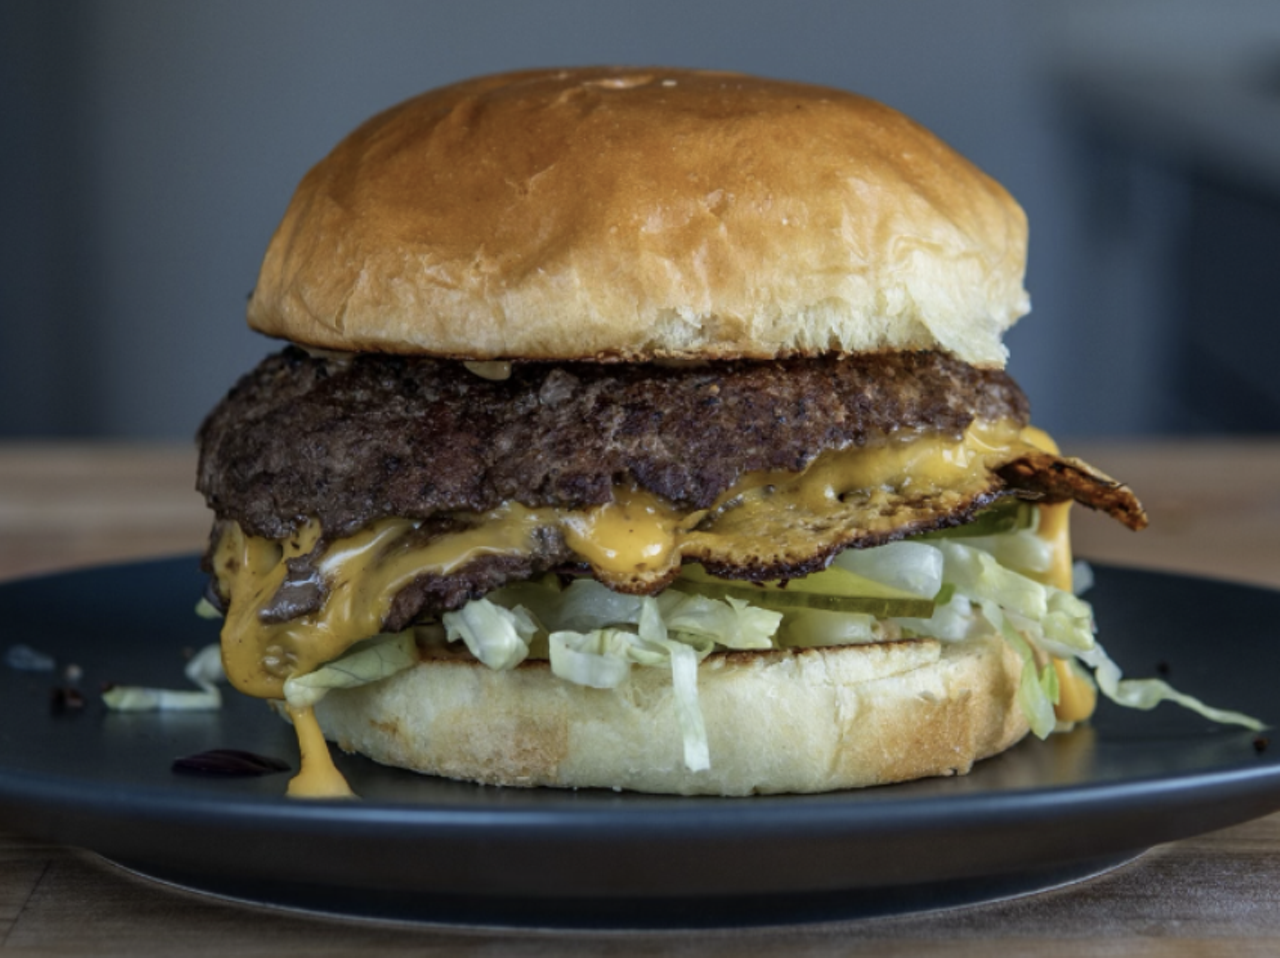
left=5, top=1, right=1280, bottom=440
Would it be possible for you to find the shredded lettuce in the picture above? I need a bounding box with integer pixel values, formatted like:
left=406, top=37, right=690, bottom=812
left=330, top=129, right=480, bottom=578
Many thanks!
left=657, top=591, right=779, bottom=650
left=544, top=596, right=718, bottom=771
left=957, top=529, right=1054, bottom=578
left=894, top=592, right=980, bottom=642
left=780, top=609, right=880, bottom=648
left=484, top=576, right=564, bottom=630
left=102, top=686, right=222, bottom=711
left=937, top=541, right=1049, bottom=622
left=492, top=584, right=771, bottom=771
left=1041, top=590, right=1096, bottom=654
left=1080, top=643, right=1264, bottom=731
left=549, top=628, right=635, bottom=688
left=103, top=642, right=225, bottom=711
left=547, top=579, right=644, bottom=634
left=832, top=540, right=944, bottom=599
left=979, top=598, right=1057, bottom=739
left=892, top=539, right=1262, bottom=734
left=5, top=643, right=55, bottom=672
left=194, top=597, right=223, bottom=620
left=1072, top=560, right=1095, bottom=596
left=637, top=597, right=711, bottom=770
left=442, top=600, right=537, bottom=670
left=283, top=632, right=418, bottom=708
left=661, top=635, right=711, bottom=771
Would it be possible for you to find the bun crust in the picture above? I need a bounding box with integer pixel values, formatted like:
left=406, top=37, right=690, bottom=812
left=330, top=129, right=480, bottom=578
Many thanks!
left=307, top=633, right=1028, bottom=796
left=250, top=68, right=1029, bottom=367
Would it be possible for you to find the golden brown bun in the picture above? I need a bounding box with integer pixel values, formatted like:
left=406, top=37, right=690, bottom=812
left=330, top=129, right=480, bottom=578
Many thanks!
left=306, top=633, right=1028, bottom=796
left=250, top=67, right=1029, bottom=367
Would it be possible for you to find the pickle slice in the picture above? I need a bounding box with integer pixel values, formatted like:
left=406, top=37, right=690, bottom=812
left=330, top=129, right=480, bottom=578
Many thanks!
left=917, top=499, right=1035, bottom=539
left=675, top=564, right=935, bottom=618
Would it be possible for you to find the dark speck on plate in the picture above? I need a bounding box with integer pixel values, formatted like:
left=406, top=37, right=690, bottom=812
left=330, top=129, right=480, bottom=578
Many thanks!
left=172, top=749, right=291, bottom=777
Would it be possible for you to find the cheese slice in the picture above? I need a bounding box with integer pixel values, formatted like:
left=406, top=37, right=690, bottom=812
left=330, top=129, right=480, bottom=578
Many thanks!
left=1018, top=426, right=1097, bottom=724
left=285, top=703, right=356, bottom=799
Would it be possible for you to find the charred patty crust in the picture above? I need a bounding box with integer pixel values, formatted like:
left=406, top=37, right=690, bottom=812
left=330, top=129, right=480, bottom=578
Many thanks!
left=197, top=347, right=1030, bottom=541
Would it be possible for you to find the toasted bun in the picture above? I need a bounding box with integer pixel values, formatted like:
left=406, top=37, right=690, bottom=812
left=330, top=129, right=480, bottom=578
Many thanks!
left=305, top=633, right=1028, bottom=796
left=249, top=67, right=1029, bottom=367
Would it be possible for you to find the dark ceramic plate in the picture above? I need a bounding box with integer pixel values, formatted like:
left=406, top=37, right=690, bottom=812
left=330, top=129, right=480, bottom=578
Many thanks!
left=0, top=557, right=1277, bottom=929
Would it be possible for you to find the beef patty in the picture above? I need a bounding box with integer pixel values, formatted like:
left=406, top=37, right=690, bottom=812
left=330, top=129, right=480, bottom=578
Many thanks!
left=197, top=347, right=1030, bottom=541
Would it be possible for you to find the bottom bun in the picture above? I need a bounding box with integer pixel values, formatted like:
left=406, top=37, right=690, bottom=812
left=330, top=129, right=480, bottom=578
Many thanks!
left=302, top=632, right=1029, bottom=796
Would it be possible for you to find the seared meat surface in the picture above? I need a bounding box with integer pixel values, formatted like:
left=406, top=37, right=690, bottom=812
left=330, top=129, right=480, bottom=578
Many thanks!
left=197, top=348, right=1030, bottom=541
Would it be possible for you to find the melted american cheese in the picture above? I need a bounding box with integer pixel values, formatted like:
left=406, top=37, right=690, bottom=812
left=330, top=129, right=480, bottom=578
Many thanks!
left=285, top=704, right=356, bottom=799
left=213, top=419, right=1095, bottom=795
left=215, top=505, right=560, bottom=699
left=1018, top=426, right=1096, bottom=724
left=562, top=419, right=1035, bottom=575
left=562, top=485, right=684, bottom=574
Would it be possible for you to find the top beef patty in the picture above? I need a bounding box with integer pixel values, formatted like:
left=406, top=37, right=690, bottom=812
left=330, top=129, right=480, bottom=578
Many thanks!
left=197, top=348, right=1031, bottom=542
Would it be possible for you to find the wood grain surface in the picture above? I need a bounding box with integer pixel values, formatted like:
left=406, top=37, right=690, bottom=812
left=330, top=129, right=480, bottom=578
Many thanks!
left=2, top=441, right=1279, bottom=956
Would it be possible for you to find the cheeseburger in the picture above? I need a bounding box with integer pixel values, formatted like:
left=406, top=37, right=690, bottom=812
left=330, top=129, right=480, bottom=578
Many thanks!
left=196, top=67, right=1246, bottom=799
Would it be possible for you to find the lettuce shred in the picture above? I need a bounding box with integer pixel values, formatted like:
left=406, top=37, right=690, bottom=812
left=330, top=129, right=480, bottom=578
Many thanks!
left=887, top=539, right=1263, bottom=736
left=103, top=642, right=226, bottom=711
left=442, top=601, right=537, bottom=670
left=283, top=633, right=418, bottom=708
left=530, top=584, right=775, bottom=771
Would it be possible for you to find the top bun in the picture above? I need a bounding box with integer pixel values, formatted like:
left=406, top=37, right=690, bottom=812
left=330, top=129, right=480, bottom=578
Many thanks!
left=249, top=67, right=1029, bottom=366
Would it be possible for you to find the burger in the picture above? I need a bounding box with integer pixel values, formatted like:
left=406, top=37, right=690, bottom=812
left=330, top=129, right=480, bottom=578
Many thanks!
left=195, top=67, right=1237, bottom=799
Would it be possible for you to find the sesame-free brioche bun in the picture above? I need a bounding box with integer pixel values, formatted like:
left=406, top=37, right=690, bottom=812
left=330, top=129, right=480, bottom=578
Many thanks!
left=303, top=632, right=1028, bottom=796
left=248, top=67, right=1029, bottom=367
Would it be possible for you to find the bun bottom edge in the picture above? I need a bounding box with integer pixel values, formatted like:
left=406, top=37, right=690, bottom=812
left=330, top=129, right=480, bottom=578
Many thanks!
left=291, top=633, right=1030, bottom=796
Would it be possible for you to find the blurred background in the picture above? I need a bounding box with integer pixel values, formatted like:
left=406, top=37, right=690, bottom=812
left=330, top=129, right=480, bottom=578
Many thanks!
left=3, top=0, right=1279, bottom=441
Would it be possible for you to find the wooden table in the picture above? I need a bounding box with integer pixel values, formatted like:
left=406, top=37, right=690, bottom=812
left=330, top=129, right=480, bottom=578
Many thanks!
left=3, top=441, right=1280, bottom=956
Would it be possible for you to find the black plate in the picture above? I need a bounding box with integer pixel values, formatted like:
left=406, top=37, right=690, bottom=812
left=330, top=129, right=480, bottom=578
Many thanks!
left=1, top=557, right=1277, bottom=929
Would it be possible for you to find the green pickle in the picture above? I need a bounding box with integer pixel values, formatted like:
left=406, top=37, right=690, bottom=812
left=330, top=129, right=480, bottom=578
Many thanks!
left=676, top=564, right=934, bottom=618
left=918, top=499, right=1035, bottom=539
